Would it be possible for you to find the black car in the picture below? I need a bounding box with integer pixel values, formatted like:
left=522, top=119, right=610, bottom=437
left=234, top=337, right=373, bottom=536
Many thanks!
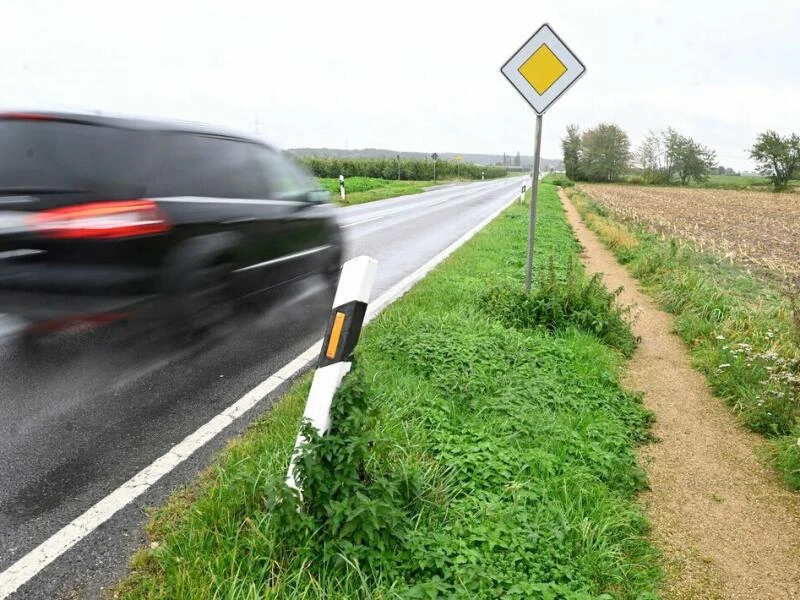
left=0, top=111, right=342, bottom=338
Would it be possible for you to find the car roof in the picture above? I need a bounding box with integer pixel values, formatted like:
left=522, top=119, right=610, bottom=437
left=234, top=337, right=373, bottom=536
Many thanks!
left=0, top=110, right=272, bottom=148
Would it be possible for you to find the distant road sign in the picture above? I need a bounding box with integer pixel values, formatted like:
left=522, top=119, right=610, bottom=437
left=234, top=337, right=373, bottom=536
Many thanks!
left=431, top=153, right=438, bottom=160
left=500, top=23, right=585, bottom=115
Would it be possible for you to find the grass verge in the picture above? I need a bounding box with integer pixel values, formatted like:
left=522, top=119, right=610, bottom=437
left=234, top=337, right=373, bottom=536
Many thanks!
left=115, top=183, right=660, bottom=599
left=318, top=177, right=436, bottom=206
left=564, top=184, right=800, bottom=491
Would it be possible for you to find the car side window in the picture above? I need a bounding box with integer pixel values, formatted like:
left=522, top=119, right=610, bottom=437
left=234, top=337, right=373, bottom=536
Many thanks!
left=151, top=134, right=265, bottom=199
left=255, top=148, right=317, bottom=201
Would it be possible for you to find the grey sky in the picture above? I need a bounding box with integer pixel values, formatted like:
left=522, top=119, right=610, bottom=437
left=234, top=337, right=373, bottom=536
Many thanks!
left=4, top=0, right=799, bottom=170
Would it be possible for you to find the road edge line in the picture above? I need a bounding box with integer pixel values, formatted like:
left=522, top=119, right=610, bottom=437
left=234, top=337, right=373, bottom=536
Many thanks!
left=0, top=181, right=525, bottom=599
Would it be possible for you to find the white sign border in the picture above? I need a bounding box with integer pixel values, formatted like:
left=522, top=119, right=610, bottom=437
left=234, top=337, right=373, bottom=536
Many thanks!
left=501, top=23, right=586, bottom=115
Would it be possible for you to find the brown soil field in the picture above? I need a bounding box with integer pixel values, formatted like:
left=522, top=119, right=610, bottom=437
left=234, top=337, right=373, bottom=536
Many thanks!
left=578, top=184, right=800, bottom=280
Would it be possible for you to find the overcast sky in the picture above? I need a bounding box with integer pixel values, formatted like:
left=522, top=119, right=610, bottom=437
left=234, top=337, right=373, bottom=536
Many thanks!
left=3, top=0, right=799, bottom=170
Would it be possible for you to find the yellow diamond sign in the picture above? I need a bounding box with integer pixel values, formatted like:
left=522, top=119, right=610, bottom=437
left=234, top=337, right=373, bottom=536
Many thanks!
left=518, top=44, right=567, bottom=95
left=500, top=23, right=586, bottom=114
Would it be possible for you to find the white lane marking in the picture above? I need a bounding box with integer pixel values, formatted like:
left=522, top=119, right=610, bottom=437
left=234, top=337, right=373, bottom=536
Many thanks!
left=0, top=186, right=521, bottom=599
left=341, top=215, right=383, bottom=229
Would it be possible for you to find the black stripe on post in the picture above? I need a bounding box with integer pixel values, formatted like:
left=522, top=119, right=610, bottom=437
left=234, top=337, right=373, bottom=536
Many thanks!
left=318, top=300, right=368, bottom=367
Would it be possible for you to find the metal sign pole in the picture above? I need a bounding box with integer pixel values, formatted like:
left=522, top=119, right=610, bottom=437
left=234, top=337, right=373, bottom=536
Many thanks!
left=525, top=113, right=543, bottom=292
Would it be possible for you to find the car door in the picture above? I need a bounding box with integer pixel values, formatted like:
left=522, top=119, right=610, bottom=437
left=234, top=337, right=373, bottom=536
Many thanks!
left=253, top=147, right=332, bottom=283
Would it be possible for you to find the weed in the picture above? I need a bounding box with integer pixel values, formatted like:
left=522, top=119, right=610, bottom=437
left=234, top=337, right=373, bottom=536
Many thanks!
left=481, top=256, right=637, bottom=356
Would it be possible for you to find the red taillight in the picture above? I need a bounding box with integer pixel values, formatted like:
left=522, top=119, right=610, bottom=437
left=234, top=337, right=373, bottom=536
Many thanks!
left=31, top=200, right=171, bottom=239
left=0, top=112, right=55, bottom=121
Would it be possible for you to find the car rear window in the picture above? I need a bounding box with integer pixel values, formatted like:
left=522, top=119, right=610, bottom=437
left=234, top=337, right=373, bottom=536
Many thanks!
left=0, top=120, right=164, bottom=195
left=0, top=120, right=267, bottom=199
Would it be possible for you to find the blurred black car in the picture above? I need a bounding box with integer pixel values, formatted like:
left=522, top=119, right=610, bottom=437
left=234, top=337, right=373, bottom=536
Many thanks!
left=0, top=112, right=342, bottom=338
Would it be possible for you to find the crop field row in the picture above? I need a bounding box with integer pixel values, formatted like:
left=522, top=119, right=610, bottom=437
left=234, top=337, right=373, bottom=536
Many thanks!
left=579, top=184, right=800, bottom=280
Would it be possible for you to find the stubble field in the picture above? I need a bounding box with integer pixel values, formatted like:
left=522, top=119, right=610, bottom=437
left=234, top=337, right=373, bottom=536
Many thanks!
left=579, top=184, right=800, bottom=281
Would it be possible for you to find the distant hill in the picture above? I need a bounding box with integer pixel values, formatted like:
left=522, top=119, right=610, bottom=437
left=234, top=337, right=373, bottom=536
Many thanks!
left=288, top=147, right=563, bottom=171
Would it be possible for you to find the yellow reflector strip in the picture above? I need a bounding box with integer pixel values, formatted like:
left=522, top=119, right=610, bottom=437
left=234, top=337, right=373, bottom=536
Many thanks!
left=326, top=312, right=347, bottom=360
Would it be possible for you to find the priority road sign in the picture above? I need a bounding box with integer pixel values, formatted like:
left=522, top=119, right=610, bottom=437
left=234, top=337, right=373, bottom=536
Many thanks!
left=500, top=23, right=585, bottom=291
left=501, top=23, right=585, bottom=116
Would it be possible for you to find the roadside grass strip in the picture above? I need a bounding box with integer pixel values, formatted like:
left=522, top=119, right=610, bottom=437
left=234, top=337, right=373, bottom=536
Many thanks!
left=564, top=183, right=800, bottom=491
left=117, top=183, right=660, bottom=599
left=318, top=177, right=436, bottom=206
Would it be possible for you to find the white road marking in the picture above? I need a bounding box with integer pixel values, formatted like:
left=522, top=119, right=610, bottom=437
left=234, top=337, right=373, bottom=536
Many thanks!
left=341, top=215, right=383, bottom=228
left=0, top=182, right=522, bottom=599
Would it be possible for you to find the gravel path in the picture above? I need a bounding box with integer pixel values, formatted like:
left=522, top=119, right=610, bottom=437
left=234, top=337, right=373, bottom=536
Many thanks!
left=559, top=188, right=800, bottom=600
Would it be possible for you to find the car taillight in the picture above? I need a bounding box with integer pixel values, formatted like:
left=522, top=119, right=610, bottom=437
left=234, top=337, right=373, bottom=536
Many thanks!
left=31, top=200, right=171, bottom=239
left=0, top=112, right=55, bottom=121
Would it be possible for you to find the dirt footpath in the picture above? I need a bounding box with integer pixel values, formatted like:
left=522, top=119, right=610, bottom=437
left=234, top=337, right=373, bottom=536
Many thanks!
left=559, top=189, right=800, bottom=600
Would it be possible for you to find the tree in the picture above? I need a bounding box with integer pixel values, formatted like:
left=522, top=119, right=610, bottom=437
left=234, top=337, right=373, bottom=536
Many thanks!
left=661, top=129, right=716, bottom=184
left=749, top=130, right=800, bottom=190
left=675, top=138, right=716, bottom=184
left=636, top=130, right=667, bottom=184
left=580, top=123, right=630, bottom=182
left=561, top=124, right=583, bottom=181
left=661, top=127, right=683, bottom=182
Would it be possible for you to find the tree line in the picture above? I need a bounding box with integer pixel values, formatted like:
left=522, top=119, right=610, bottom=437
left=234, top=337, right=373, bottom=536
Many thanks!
left=297, top=157, right=508, bottom=181
left=561, top=124, right=716, bottom=184
left=562, top=123, right=800, bottom=190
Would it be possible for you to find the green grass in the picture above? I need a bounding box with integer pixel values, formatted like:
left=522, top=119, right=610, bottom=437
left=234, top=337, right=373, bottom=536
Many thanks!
left=318, top=177, right=436, bottom=205
left=566, top=186, right=800, bottom=491
left=116, top=183, right=661, bottom=599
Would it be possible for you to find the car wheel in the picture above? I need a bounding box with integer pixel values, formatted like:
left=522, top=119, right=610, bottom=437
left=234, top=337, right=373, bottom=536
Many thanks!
left=169, top=261, right=236, bottom=346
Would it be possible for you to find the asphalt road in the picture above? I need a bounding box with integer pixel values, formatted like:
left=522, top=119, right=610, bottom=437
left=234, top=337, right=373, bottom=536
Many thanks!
left=0, top=175, right=526, bottom=599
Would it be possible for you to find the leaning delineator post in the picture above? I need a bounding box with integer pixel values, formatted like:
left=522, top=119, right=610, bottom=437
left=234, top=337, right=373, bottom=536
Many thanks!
left=285, top=255, right=378, bottom=495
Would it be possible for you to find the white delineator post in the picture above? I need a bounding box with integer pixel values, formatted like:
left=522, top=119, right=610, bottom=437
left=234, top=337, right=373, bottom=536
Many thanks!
left=339, top=174, right=346, bottom=201
left=285, top=255, right=378, bottom=495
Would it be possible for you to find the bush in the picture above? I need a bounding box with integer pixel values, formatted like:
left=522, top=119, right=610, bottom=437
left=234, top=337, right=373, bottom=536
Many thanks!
left=481, top=257, right=638, bottom=357
left=297, top=156, right=508, bottom=181
left=545, top=174, right=575, bottom=187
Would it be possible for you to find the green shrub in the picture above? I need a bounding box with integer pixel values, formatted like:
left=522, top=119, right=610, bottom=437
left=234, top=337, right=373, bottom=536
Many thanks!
left=481, top=257, right=638, bottom=357
left=543, top=174, right=575, bottom=187
left=299, top=157, right=507, bottom=181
